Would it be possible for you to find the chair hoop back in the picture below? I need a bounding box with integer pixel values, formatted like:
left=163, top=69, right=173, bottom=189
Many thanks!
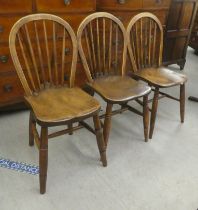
left=9, top=13, right=77, bottom=96
left=77, top=12, right=127, bottom=82
left=127, top=12, right=163, bottom=72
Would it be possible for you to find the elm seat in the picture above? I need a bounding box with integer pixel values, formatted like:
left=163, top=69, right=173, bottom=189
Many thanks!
left=25, top=87, right=100, bottom=124
left=133, top=67, right=187, bottom=88
left=89, top=75, right=151, bottom=103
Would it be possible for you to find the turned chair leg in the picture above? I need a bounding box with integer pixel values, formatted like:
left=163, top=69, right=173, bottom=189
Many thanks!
left=93, top=114, right=107, bottom=167
left=103, top=103, right=113, bottom=147
left=29, top=111, right=36, bottom=146
left=68, top=123, right=73, bottom=135
left=39, top=126, right=48, bottom=194
left=149, top=87, right=159, bottom=139
left=180, top=84, right=185, bottom=123
left=143, top=94, right=149, bottom=142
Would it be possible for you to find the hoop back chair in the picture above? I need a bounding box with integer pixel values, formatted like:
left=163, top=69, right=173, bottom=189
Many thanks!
left=78, top=12, right=151, bottom=147
left=127, top=12, right=187, bottom=139
left=9, top=14, right=107, bottom=194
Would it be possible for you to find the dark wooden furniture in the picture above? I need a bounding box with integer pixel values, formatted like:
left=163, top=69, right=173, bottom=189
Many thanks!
left=163, top=0, right=198, bottom=69
left=0, top=0, right=95, bottom=110
left=78, top=12, right=151, bottom=145
left=127, top=12, right=188, bottom=139
left=9, top=14, right=107, bottom=194
left=189, top=10, right=198, bottom=54
left=0, top=0, right=172, bottom=111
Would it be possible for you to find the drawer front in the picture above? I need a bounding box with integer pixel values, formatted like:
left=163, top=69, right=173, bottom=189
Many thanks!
left=0, top=16, right=23, bottom=43
left=110, top=11, right=167, bottom=27
left=143, top=0, right=172, bottom=8
left=36, top=0, right=95, bottom=13
left=0, top=45, right=13, bottom=73
left=110, top=12, right=139, bottom=26
left=0, top=72, right=24, bottom=104
left=0, top=0, right=32, bottom=14
left=60, top=14, right=90, bottom=32
left=152, top=11, right=168, bottom=26
left=97, top=0, right=142, bottom=10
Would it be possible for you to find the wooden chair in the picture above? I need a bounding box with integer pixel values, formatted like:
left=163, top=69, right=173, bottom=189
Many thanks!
left=127, top=12, right=188, bottom=139
left=77, top=12, right=151, bottom=148
left=9, top=14, right=107, bottom=194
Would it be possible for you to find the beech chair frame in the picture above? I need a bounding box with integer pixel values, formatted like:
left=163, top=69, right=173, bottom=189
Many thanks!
left=9, top=13, right=107, bottom=194
left=127, top=12, right=187, bottom=139
left=78, top=12, right=151, bottom=147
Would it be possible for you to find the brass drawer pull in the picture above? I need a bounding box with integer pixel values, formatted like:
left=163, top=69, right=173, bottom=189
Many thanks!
left=65, top=48, right=71, bottom=55
left=64, top=0, right=71, bottom=5
left=0, top=55, right=9, bottom=63
left=0, top=25, right=4, bottom=33
left=3, top=84, right=13, bottom=92
left=118, top=0, right=126, bottom=4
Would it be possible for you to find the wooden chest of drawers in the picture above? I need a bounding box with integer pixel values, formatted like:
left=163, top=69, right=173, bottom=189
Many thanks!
left=163, top=0, right=198, bottom=69
left=189, top=10, right=198, bottom=54
left=0, top=0, right=95, bottom=110
left=0, top=0, right=173, bottom=110
left=97, top=0, right=171, bottom=27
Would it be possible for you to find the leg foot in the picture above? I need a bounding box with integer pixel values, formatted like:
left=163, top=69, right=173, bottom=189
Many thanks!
left=103, top=103, right=113, bottom=147
left=68, top=123, right=73, bottom=135
left=149, top=87, right=159, bottom=139
left=39, top=127, right=48, bottom=194
left=143, top=95, right=149, bottom=142
left=180, top=84, right=185, bottom=123
left=93, top=114, right=107, bottom=167
left=29, top=111, right=35, bottom=146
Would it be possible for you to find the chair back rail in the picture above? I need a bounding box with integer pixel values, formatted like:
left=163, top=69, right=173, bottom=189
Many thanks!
left=127, top=12, right=163, bottom=72
left=77, top=12, right=127, bottom=82
left=9, top=14, right=77, bottom=96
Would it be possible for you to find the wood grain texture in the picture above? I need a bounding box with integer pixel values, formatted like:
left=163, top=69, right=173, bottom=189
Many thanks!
left=78, top=12, right=151, bottom=146
left=9, top=14, right=107, bottom=194
left=127, top=12, right=188, bottom=139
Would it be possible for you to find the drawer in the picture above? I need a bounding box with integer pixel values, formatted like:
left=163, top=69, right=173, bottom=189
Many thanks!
left=107, top=11, right=167, bottom=27
left=0, top=72, right=24, bottom=104
left=0, top=45, right=14, bottom=73
left=60, top=14, right=91, bottom=32
left=0, top=0, right=32, bottom=14
left=110, top=12, right=141, bottom=26
left=152, top=11, right=168, bottom=26
left=0, top=16, right=23, bottom=43
left=97, top=0, right=142, bottom=10
left=36, top=0, right=95, bottom=13
left=143, top=0, right=172, bottom=8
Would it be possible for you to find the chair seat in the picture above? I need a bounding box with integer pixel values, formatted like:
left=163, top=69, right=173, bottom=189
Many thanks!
left=133, top=67, right=187, bottom=88
left=25, top=87, right=100, bottom=125
left=88, top=75, right=151, bottom=103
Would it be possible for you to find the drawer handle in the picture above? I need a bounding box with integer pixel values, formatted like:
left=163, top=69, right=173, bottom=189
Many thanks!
left=156, top=0, right=162, bottom=4
left=0, top=25, right=4, bottom=33
left=0, top=55, right=9, bottom=63
left=64, top=0, right=71, bottom=5
left=65, top=48, right=71, bottom=55
left=118, top=0, right=126, bottom=4
left=3, top=84, right=13, bottom=93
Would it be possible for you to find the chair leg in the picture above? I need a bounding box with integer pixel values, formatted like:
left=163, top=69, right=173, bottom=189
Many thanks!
left=93, top=114, right=107, bottom=167
left=143, top=94, right=149, bottom=142
left=103, top=103, right=113, bottom=147
left=180, top=84, right=185, bottom=123
left=149, top=87, right=159, bottom=139
left=68, top=123, right=73, bottom=135
left=29, top=111, right=36, bottom=146
left=39, top=126, right=48, bottom=194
